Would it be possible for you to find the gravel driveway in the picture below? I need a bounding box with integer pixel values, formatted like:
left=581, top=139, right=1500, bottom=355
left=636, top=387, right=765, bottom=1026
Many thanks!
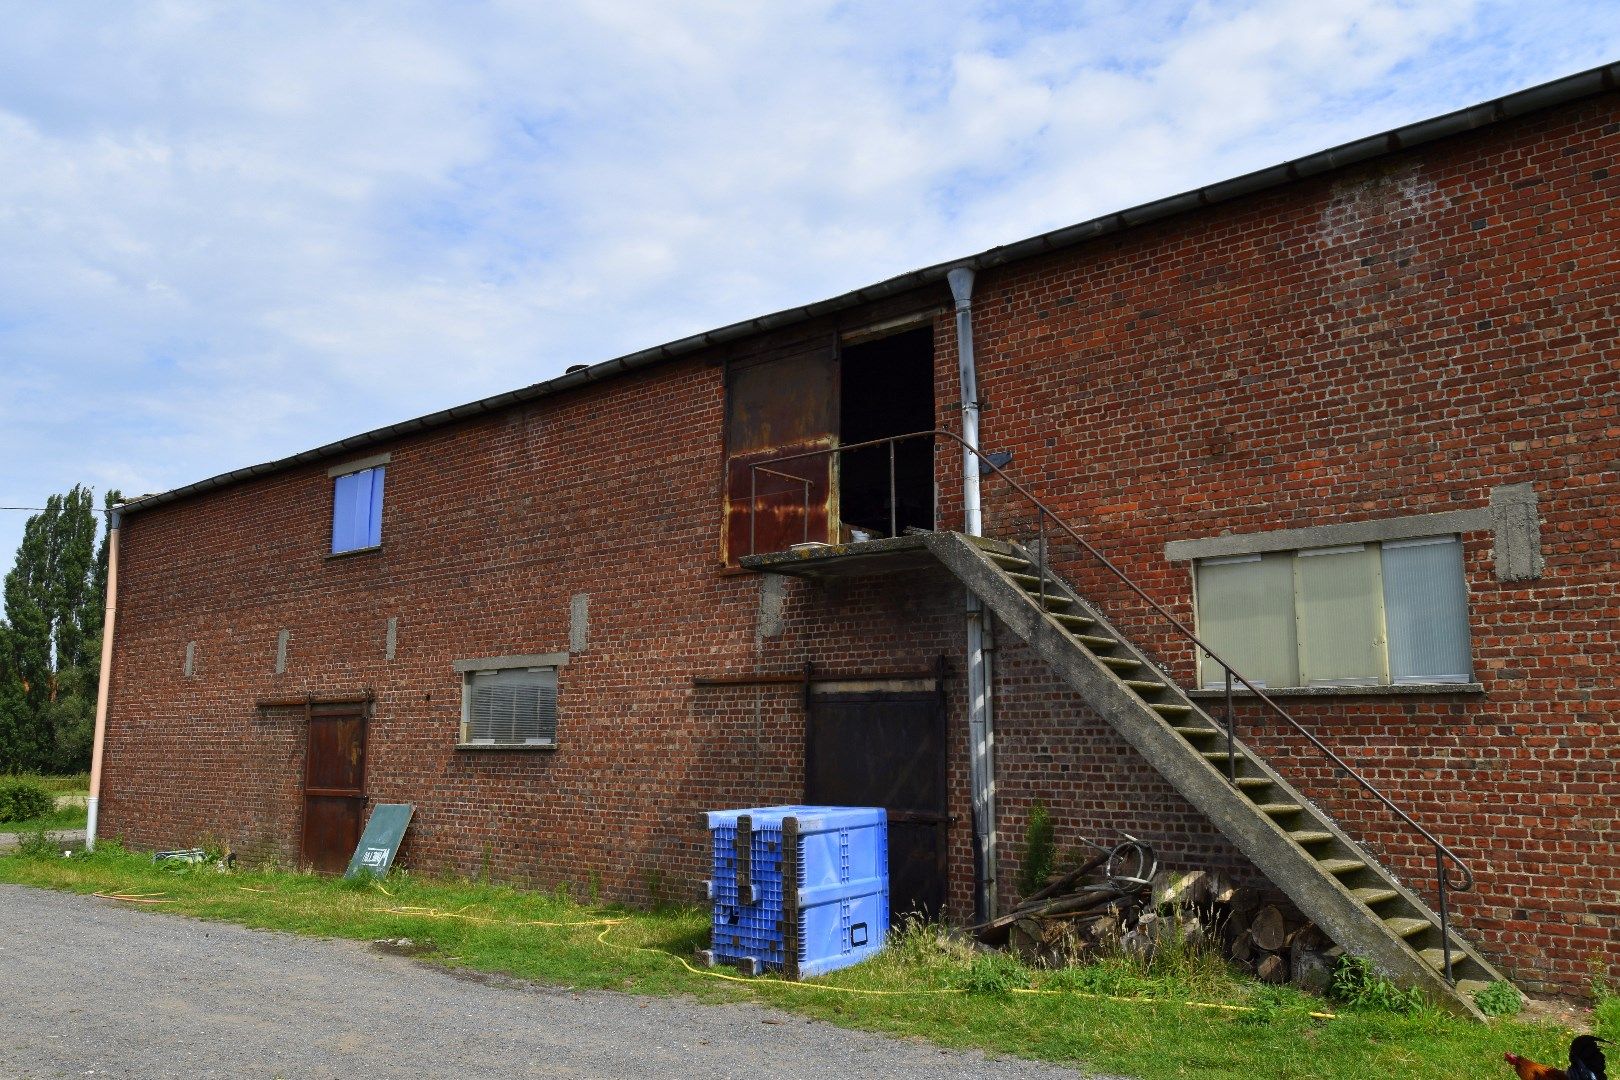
left=0, top=885, right=1113, bottom=1079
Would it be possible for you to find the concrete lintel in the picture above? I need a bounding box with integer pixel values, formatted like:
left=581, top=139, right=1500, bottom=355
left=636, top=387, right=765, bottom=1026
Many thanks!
left=1165, top=508, right=1489, bottom=562
left=453, top=652, right=569, bottom=674
left=325, top=451, right=392, bottom=478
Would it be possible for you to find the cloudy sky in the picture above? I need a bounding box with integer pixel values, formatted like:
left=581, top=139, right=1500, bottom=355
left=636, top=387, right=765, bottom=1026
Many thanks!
left=1, top=1, right=1615, bottom=559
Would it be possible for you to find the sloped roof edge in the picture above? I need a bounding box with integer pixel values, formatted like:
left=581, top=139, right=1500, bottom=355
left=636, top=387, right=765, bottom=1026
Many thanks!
left=119, top=60, right=1619, bottom=518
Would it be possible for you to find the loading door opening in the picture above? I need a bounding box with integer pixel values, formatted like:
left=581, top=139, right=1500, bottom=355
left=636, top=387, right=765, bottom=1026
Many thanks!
left=806, top=689, right=948, bottom=923
left=838, top=326, right=935, bottom=539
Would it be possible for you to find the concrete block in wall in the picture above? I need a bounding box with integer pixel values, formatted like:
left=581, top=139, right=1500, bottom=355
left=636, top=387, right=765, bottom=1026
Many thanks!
left=274, top=629, right=290, bottom=674
left=570, top=594, right=589, bottom=653
left=1490, top=483, right=1543, bottom=582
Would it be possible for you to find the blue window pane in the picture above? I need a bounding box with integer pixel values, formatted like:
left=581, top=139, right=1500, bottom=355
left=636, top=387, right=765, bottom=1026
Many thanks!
left=331, top=466, right=385, bottom=553
left=367, top=467, right=385, bottom=547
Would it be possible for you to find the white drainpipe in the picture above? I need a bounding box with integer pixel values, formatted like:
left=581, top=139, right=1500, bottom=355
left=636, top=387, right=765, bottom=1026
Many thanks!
left=948, top=266, right=998, bottom=921
left=85, top=509, right=122, bottom=851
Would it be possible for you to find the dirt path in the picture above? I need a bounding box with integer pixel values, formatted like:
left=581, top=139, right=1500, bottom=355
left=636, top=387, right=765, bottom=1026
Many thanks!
left=0, top=884, right=1116, bottom=1079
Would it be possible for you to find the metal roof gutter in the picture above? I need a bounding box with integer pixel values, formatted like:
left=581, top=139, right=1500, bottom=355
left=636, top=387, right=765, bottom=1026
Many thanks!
left=118, top=61, right=1619, bottom=518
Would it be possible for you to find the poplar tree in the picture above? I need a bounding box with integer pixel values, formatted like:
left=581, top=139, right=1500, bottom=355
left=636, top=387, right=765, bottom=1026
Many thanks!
left=0, top=485, right=119, bottom=773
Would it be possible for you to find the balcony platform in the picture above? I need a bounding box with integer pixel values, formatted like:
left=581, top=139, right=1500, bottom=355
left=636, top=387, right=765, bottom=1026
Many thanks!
left=738, top=532, right=1017, bottom=580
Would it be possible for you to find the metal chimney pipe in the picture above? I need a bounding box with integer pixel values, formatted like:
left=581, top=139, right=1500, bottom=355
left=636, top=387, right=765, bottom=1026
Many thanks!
left=946, top=265, right=997, bottom=920
left=946, top=266, right=981, bottom=536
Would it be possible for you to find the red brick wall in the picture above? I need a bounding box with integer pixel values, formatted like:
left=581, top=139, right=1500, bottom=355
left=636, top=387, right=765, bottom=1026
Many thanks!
left=962, top=94, right=1620, bottom=996
left=102, top=92, right=1617, bottom=997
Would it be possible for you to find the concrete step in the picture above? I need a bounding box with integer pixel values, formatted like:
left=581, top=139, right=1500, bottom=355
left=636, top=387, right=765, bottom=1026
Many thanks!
left=1316, top=858, right=1367, bottom=876
left=1288, top=831, right=1336, bottom=846
left=1171, top=725, right=1220, bottom=739
left=1385, top=917, right=1432, bottom=940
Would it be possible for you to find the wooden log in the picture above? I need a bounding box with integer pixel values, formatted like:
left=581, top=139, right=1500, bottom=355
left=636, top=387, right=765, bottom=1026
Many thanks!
left=1257, top=953, right=1289, bottom=985
left=1152, top=869, right=1221, bottom=908
left=1229, top=929, right=1254, bottom=964
left=1289, top=924, right=1336, bottom=993
left=1021, top=851, right=1110, bottom=905
left=1251, top=905, right=1287, bottom=953
left=1222, top=886, right=1261, bottom=918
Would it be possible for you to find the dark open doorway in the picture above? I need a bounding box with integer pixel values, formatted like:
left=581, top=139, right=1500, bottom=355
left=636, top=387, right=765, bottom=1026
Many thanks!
left=838, top=326, right=935, bottom=538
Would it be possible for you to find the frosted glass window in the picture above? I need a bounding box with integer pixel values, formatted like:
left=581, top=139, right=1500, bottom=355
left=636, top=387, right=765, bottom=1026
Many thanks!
left=1194, top=534, right=1472, bottom=689
left=1196, top=553, right=1298, bottom=689
left=1295, top=545, right=1385, bottom=686
left=1382, top=536, right=1472, bottom=683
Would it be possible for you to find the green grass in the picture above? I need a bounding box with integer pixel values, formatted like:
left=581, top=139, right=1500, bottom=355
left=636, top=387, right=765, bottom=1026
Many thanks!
left=0, top=847, right=1599, bottom=1080
left=0, top=804, right=89, bottom=833
left=4, top=772, right=89, bottom=795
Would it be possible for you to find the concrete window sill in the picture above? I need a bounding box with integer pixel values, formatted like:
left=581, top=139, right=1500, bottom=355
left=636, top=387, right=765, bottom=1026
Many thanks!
left=326, top=545, right=382, bottom=561
left=1188, top=683, right=1484, bottom=699
left=455, top=743, right=558, bottom=752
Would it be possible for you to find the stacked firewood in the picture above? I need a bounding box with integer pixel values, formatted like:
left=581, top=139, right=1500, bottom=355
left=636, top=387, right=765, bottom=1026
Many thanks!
left=971, top=848, right=1155, bottom=968
left=973, top=861, right=1343, bottom=992
left=1150, top=869, right=1342, bottom=992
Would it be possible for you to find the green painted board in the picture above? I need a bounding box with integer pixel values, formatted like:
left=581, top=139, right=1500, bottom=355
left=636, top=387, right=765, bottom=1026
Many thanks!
left=345, top=803, right=414, bottom=879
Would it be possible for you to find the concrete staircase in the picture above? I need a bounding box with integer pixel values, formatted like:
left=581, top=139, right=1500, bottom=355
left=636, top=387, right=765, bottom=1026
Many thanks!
left=922, top=530, right=1509, bottom=1019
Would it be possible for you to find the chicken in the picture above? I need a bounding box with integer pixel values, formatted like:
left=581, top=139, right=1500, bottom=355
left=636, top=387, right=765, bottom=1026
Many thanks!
left=1505, top=1035, right=1607, bottom=1080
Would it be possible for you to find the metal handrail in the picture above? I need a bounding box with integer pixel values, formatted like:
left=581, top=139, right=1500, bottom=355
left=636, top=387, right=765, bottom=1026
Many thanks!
left=748, top=428, right=1473, bottom=982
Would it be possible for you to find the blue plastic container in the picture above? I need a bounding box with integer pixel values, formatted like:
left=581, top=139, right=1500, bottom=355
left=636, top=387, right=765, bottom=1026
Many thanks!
left=704, top=805, right=888, bottom=978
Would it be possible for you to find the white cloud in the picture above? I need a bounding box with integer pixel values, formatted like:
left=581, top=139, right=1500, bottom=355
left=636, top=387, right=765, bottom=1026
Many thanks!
left=0, top=0, right=1613, bottom=556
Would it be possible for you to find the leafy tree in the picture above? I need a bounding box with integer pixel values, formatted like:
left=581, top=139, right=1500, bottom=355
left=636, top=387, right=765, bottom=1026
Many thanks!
left=0, top=486, right=120, bottom=773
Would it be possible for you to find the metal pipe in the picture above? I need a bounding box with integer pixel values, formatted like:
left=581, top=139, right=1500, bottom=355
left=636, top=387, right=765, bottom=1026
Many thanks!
left=947, top=267, right=981, bottom=537
left=85, top=509, right=122, bottom=851
left=888, top=441, right=897, bottom=538
left=948, top=265, right=997, bottom=919
left=1225, top=668, right=1236, bottom=782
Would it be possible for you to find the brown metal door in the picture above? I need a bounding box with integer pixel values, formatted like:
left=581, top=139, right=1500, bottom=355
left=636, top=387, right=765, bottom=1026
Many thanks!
left=806, top=691, right=947, bottom=923
left=723, top=340, right=839, bottom=562
left=301, top=705, right=367, bottom=873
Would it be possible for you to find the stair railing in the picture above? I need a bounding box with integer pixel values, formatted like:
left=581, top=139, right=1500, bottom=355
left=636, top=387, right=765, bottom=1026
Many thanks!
left=748, top=428, right=1472, bottom=984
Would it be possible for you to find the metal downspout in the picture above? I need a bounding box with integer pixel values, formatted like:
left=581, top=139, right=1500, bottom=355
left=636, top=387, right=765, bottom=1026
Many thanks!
left=948, top=266, right=998, bottom=921
left=85, top=509, right=121, bottom=851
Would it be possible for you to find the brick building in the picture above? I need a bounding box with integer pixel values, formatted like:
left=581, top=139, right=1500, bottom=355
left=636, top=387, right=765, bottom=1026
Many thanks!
left=93, top=64, right=1617, bottom=1006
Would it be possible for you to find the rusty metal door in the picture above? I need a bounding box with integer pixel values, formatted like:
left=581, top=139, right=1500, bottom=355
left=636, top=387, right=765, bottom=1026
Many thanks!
left=806, top=691, right=948, bottom=923
left=301, top=704, right=367, bottom=874
left=723, top=339, right=838, bottom=562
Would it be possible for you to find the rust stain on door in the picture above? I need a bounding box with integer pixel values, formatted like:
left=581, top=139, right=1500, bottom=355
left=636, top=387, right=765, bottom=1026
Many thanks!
left=301, top=703, right=368, bottom=874
left=723, top=338, right=840, bottom=562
